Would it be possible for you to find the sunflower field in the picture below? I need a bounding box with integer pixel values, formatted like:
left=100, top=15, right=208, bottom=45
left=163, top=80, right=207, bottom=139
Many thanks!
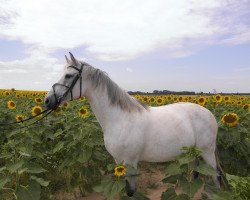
left=0, top=89, right=249, bottom=200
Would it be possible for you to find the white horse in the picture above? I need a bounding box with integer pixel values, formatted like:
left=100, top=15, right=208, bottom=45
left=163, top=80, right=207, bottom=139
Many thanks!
left=45, top=53, right=220, bottom=196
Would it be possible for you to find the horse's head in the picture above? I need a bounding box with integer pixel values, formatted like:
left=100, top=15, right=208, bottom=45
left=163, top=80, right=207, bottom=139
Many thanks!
left=44, top=52, right=87, bottom=109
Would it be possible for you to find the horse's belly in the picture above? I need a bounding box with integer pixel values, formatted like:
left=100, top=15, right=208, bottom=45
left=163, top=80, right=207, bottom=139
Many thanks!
left=140, top=137, right=194, bottom=162
left=140, top=109, right=196, bottom=162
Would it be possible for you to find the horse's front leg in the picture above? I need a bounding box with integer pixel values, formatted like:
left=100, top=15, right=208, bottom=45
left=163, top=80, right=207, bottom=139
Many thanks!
left=115, top=159, right=138, bottom=197
left=125, top=169, right=138, bottom=197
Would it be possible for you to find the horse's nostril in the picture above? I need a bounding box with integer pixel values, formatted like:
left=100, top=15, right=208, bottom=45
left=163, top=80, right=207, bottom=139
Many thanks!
left=45, top=98, right=50, bottom=105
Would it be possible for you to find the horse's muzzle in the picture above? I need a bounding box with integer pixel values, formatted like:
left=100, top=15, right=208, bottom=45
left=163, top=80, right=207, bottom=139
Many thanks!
left=44, top=94, right=58, bottom=110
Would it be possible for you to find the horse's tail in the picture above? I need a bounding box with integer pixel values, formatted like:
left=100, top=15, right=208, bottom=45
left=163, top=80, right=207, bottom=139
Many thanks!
left=215, top=147, right=230, bottom=191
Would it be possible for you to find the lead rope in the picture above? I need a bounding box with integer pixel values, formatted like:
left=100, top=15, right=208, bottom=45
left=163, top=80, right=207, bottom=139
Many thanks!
left=0, top=109, right=54, bottom=131
left=0, top=108, right=51, bottom=126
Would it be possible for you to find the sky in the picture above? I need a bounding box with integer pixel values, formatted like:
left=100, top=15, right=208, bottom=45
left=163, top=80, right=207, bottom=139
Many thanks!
left=0, top=0, right=250, bottom=93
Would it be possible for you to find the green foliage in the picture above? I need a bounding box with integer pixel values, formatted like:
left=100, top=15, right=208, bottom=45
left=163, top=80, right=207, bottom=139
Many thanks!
left=162, top=146, right=215, bottom=200
left=0, top=92, right=249, bottom=199
left=0, top=93, right=111, bottom=199
left=212, top=104, right=250, bottom=177
left=93, top=178, right=126, bottom=200
left=226, top=174, right=250, bottom=200
left=162, top=146, right=250, bottom=200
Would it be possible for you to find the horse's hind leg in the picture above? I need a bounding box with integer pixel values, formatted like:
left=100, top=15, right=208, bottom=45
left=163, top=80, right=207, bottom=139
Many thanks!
left=192, top=159, right=199, bottom=180
left=202, top=151, right=221, bottom=187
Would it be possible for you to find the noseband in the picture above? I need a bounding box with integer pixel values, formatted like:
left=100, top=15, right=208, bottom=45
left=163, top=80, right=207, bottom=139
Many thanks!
left=52, top=64, right=83, bottom=106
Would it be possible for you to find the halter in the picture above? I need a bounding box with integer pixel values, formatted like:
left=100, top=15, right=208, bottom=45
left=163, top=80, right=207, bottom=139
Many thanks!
left=52, top=63, right=83, bottom=106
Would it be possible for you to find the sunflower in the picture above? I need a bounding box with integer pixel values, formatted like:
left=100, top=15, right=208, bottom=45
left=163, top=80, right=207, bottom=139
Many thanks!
left=114, top=165, right=126, bottom=177
left=149, top=97, right=156, bottom=104
left=16, top=115, right=25, bottom=122
left=4, top=91, right=10, bottom=96
left=7, top=100, right=16, bottom=109
left=79, top=96, right=86, bottom=102
left=31, top=106, right=43, bottom=117
left=178, top=96, right=183, bottom=102
left=156, top=97, right=164, bottom=105
left=35, top=97, right=43, bottom=105
left=173, top=96, right=178, bottom=102
left=183, top=97, right=188, bottom=102
left=214, top=94, right=222, bottom=103
left=142, top=96, right=149, bottom=103
left=237, top=101, right=242, bottom=106
left=78, top=107, right=89, bottom=118
left=221, top=112, right=239, bottom=127
left=16, top=94, right=21, bottom=98
left=242, top=104, right=250, bottom=112
left=224, top=96, right=231, bottom=102
left=197, top=96, right=206, bottom=106
left=167, top=96, right=173, bottom=101
left=63, top=102, right=70, bottom=108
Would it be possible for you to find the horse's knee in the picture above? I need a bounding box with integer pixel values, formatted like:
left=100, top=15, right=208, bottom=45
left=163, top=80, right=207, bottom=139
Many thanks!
left=126, top=180, right=136, bottom=197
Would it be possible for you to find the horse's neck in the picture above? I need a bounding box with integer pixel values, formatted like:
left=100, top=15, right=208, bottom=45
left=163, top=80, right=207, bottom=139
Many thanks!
left=85, top=86, right=124, bottom=132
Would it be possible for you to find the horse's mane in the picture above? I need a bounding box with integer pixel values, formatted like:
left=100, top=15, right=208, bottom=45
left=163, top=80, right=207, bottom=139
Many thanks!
left=81, top=62, right=148, bottom=112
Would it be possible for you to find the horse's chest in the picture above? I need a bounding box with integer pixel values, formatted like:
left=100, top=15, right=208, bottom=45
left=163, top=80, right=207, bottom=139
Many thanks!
left=103, top=128, right=144, bottom=162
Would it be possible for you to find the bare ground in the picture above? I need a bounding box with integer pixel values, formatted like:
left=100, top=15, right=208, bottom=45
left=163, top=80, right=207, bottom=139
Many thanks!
left=54, top=163, right=204, bottom=200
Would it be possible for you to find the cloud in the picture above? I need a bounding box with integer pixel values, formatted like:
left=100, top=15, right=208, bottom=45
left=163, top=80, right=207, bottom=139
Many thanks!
left=0, top=51, right=63, bottom=90
left=126, top=67, right=133, bottom=73
left=1, top=0, right=249, bottom=60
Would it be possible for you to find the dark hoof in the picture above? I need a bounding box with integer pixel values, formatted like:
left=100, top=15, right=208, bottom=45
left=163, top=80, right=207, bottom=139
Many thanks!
left=217, top=175, right=222, bottom=186
left=192, top=171, right=199, bottom=180
left=126, top=189, right=135, bottom=197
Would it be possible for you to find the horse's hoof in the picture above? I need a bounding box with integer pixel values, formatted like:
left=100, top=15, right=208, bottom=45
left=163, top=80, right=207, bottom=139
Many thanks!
left=126, top=189, right=135, bottom=197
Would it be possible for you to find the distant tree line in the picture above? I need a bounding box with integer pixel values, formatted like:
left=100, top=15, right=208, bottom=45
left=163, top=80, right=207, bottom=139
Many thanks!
left=128, top=90, right=250, bottom=95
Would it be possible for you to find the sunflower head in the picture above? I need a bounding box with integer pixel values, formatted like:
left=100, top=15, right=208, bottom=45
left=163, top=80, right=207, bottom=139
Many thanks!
left=63, top=102, right=70, bottom=108
left=242, top=104, right=250, bottom=112
left=149, top=97, right=155, bottom=104
left=221, top=112, right=239, bottom=127
left=173, top=96, right=178, bottom=102
left=78, top=107, right=89, bottom=118
left=167, top=96, right=172, bottom=101
left=237, top=101, right=242, bottom=106
left=16, top=115, right=25, bottom=122
left=178, top=96, right=183, bottom=102
left=114, top=165, right=126, bottom=177
left=4, top=91, right=10, bottom=96
left=35, top=98, right=43, bottom=105
left=197, top=96, right=206, bottom=106
left=214, top=95, right=222, bottom=103
left=32, top=106, right=43, bottom=118
left=79, top=96, right=86, bottom=102
left=142, top=96, right=148, bottom=103
left=224, top=96, right=231, bottom=102
left=156, top=97, right=164, bottom=105
left=7, top=100, right=16, bottom=109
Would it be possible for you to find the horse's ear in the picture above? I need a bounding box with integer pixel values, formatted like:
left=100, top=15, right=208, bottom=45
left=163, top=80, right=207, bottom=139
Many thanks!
left=69, top=52, right=77, bottom=65
left=65, top=55, right=70, bottom=64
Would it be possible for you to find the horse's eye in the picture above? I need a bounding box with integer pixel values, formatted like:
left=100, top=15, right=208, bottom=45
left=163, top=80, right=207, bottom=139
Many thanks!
left=65, top=74, right=73, bottom=79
